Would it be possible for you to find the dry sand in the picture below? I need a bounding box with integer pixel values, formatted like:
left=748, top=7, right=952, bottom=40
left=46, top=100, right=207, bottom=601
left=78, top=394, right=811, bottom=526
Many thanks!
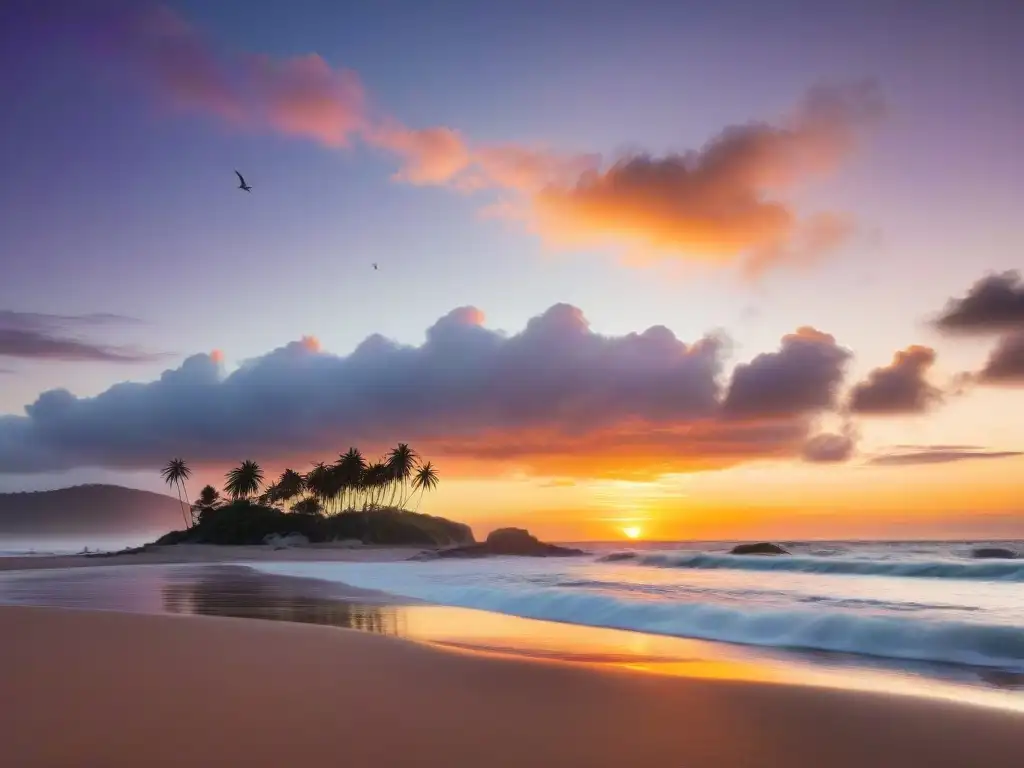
left=2, top=605, right=1021, bottom=767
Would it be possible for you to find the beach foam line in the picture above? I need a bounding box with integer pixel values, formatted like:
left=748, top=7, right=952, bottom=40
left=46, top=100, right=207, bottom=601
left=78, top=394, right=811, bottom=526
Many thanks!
left=597, top=551, right=1024, bottom=581
left=250, top=562, right=1024, bottom=672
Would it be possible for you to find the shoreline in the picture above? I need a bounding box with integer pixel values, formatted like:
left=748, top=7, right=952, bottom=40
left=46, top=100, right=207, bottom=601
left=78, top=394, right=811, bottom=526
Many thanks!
left=3, top=559, right=1024, bottom=714
left=0, top=542, right=429, bottom=571
left=3, top=604, right=1022, bottom=767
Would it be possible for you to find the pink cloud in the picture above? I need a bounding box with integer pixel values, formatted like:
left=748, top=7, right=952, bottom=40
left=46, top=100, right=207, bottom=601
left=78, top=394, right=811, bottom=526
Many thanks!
left=246, top=54, right=364, bottom=147
left=366, top=124, right=472, bottom=184
left=124, top=7, right=364, bottom=145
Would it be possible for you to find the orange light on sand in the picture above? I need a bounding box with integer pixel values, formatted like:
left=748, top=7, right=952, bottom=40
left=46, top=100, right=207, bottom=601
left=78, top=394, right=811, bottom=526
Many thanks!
left=622, top=526, right=642, bottom=540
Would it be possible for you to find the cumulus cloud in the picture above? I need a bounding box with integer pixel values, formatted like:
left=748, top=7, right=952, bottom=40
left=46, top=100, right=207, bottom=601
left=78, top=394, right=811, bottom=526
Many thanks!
left=868, top=447, right=1023, bottom=466
left=87, top=5, right=880, bottom=275
left=722, top=327, right=851, bottom=417
left=0, top=311, right=158, bottom=363
left=934, top=271, right=1024, bottom=335
left=977, top=331, right=1024, bottom=384
left=848, top=345, right=942, bottom=415
left=0, top=304, right=854, bottom=480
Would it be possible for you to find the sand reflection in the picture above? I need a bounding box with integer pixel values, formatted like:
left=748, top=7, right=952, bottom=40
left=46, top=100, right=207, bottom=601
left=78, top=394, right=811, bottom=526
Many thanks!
left=161, top=567, right=405, bottom=636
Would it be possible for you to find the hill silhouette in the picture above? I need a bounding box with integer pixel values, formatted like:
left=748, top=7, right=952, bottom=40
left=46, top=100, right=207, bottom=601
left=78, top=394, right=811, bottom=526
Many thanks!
left=0, top=485, right=183, bottom=537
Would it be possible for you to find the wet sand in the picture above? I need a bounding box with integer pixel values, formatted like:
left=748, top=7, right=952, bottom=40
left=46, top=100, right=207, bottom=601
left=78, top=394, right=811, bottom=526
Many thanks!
left=0, top=542, right=426, bottom=570
left=3, top=604, right=1022, bottom=767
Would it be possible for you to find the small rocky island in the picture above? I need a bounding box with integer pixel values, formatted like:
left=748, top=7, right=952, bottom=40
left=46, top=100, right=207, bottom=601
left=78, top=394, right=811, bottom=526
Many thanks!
left=414, top=527, right=585, bottom=559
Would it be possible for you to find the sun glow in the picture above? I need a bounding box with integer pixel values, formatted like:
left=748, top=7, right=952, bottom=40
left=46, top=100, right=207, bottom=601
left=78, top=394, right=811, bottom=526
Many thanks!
left=622, top=526, right=642, bottom=540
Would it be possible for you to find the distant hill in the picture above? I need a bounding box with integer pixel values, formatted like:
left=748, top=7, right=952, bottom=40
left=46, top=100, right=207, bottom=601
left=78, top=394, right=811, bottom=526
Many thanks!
left=0, top=485, right=185, bottom=537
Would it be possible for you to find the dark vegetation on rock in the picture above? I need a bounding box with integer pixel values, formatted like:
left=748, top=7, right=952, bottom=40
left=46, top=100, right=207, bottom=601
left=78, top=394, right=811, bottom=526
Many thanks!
left=154, top=501, right=474, bottom=547
left=416, top=527, right=585, bottom=559
left=728, top=542, right=790, bottom=556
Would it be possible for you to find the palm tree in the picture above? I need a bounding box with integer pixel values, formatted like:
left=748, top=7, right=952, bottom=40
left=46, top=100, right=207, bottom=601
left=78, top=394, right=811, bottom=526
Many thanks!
left=362, top=462, right=389, bottom=510
left=323, top=462, right=346, bottom=515
left=276, top=468, right=306, bottom=507
left=224, top=460, right=264, bottom=501
left=385, top=443, right=419, bottom=508
left=334, top=448, right=366, bottom=511
left=161, top=458, right=193, bottom=528
left=305, top=462, right=330, bottom=506
left=192, top=484, right=221, bottom=522
left=257, top=481, right=278, bottom=507
left=195, top=484, right=221, bottom=509
left=411, top=462, right=439, bottom=511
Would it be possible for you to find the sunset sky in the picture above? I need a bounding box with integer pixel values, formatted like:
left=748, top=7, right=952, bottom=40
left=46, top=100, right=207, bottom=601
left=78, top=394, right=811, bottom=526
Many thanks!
left=1, top=0, right=1022, bottom=540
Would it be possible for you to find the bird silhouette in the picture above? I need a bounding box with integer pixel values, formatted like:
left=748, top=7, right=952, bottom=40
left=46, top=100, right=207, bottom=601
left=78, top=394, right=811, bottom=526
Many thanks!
left=372, top=263, right=378, bottom=270
left=235, top=170, right=252, bottom=192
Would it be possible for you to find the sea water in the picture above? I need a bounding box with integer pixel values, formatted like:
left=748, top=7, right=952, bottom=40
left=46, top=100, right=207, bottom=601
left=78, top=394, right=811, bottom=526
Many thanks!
left=250, top=540, right=1024, bottom=674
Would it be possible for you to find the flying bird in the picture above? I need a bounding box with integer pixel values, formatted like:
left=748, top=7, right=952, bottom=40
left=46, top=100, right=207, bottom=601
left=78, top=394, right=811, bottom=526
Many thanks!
left=235, top=170, right=252, bottom=192
left=372, top=263, right=378, bottom=270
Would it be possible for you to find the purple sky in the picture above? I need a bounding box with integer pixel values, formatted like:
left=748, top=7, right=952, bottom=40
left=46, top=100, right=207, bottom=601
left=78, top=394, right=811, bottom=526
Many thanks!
left=1, top=0, right=1022, bottom=537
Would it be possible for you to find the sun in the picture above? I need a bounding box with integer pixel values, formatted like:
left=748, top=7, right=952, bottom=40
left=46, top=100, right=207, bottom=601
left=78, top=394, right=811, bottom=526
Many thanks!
left=622, top=526, right=643, bottom=540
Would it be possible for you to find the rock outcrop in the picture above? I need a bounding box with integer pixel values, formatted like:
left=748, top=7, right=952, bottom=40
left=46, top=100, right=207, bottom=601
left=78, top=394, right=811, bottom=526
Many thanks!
left=970, top=547, right=1018, bottom=559
left=416, top=527, right=585, bottom=559
left=728, top=542, right=790, bottom=556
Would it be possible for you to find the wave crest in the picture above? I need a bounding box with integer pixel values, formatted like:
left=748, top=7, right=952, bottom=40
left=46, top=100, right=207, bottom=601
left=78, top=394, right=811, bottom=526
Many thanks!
left=597, top=551, right=1024, bottom=581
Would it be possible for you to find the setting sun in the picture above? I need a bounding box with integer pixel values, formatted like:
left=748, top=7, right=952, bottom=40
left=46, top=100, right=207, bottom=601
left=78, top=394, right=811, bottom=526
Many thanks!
left=622, top=526, right=642, bottom=540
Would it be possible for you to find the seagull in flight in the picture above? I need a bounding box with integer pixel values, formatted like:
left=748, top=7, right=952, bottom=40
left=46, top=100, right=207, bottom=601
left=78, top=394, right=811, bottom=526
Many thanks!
left=372, top=262, right=378, bottom=271
left=235, top=170, right=252, bottom=192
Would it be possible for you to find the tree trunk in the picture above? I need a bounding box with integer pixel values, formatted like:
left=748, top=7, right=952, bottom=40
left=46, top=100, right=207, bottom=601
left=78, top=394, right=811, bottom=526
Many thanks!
left=178, top=479, right=193, bottom=527
left=172, top=484, right=189, bottom=529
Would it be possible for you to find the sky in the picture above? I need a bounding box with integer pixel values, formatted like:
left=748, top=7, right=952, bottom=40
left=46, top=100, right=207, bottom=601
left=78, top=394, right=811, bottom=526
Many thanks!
left=1, top=0, right=1022, bottom=540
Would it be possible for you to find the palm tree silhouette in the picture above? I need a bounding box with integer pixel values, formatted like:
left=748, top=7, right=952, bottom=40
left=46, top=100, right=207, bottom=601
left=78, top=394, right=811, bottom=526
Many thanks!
left=224, top=460, right=264, bottom=501
left=386, top=443, right=419, bottom=507
left=275, top=469, right=306, bottom=507
left=192, top=485, right=221, bottom=522
left=161, top=458, right=193, bottom=528
left=257, top=481, right=278, bottom=507
left=362, top=462, right=389, bottom=510
left=411, top=462, right=439, bottom=511
left=305, top=462, right=330, bottom=507
left=334, top=447, right=366, bottom=512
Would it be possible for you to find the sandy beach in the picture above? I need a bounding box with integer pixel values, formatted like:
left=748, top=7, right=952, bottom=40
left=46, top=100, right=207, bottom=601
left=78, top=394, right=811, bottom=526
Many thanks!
left=2, top=604, right=1021, bottom=768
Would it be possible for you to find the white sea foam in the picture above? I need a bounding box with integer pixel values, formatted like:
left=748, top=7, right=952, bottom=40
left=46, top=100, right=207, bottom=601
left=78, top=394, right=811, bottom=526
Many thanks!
left=250, top=556, right=1024, bottom=672
left=598, top=551, right=1024, bottom=581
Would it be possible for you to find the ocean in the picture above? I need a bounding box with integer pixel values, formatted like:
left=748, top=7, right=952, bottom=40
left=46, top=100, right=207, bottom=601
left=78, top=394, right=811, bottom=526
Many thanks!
left=249, top=540, right=1024, bottom=676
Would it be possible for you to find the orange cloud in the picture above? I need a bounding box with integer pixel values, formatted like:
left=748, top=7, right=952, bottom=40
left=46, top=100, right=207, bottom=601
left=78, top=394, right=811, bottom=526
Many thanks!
left=525, top=83, right=881, bottom=273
